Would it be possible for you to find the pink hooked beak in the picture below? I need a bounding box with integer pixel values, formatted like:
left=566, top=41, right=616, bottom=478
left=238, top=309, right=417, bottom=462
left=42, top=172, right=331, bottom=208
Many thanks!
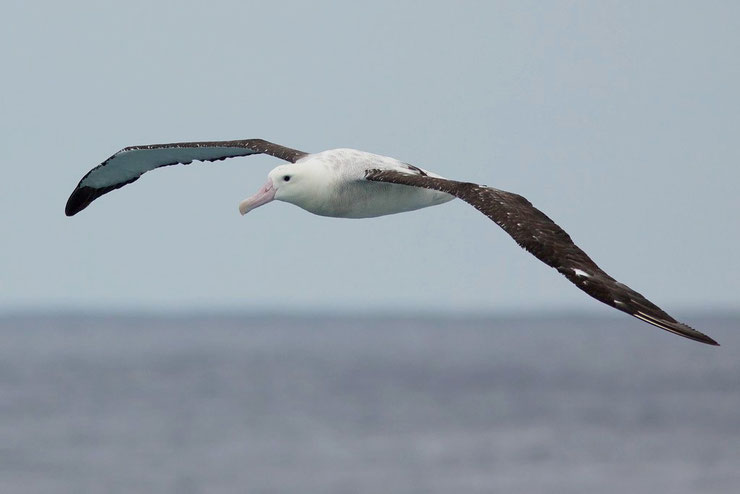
left=239, top=179, right=276, bottom=215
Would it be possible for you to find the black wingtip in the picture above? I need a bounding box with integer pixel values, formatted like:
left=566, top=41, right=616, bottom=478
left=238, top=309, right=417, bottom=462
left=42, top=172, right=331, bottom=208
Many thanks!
left=698, top=333, right=720, bottom=347
left=65, top=186, right=95, bottom=216
left=632, top=312, right=720, bottom=346
left=65, top=177, right=139, bottom=217
left=687, top=331, right=720, bottom=346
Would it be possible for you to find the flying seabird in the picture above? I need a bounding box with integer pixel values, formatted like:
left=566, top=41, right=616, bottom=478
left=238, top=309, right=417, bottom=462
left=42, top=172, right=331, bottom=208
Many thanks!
left=65, top=138, right=719, bottom=346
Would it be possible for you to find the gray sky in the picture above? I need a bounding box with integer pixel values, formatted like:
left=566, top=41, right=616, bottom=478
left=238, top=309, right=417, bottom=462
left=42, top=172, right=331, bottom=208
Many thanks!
left=2, top=1, right=738, bottom=314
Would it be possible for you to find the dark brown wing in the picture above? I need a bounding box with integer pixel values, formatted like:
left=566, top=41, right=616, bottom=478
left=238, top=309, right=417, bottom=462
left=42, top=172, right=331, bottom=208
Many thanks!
left=65, top=139, right=308, bottom=216
left=365, top=169, right=718, bottom=346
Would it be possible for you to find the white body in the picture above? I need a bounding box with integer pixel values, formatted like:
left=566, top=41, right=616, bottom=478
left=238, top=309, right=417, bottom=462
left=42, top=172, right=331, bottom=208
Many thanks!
left=240, top=149, right=454, bottom=218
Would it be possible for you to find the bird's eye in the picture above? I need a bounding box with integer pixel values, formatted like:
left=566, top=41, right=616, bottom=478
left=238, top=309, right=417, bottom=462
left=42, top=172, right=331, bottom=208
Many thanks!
left=283, top=176, right=291, bottom=182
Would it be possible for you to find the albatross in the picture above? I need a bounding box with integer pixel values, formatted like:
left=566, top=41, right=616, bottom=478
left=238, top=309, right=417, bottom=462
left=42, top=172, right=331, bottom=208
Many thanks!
left=65, top=138, right=719, bottom=346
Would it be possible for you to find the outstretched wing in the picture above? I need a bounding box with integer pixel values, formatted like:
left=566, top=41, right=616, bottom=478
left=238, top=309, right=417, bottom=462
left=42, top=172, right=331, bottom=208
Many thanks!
left=65, top=139, right=308, bottom=216
left=365, top=169, right=718, bottom=346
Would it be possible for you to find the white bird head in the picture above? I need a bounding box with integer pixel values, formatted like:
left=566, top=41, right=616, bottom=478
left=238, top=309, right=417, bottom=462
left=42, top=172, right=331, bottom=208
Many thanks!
left=239, top=163, right=319, bottom=215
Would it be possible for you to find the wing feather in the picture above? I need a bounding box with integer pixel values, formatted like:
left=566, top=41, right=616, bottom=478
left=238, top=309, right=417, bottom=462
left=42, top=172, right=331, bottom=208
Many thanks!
left=365, top=169, right=718, bottom=346
left=65, top=139, right=307, bottom=216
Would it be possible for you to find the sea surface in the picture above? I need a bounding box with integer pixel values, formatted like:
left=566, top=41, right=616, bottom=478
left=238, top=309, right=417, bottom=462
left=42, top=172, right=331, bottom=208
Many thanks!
left=0, top=313, right=737, bottom=493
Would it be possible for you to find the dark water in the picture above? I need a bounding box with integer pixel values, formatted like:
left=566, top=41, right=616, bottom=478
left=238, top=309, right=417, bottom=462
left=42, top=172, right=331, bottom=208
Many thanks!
left=0, top=313, right=737, bottom=493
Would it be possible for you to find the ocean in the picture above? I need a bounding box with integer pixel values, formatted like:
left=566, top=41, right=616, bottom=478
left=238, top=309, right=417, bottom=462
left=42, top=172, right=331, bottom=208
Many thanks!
left=0, top=313, right=737, bottom=493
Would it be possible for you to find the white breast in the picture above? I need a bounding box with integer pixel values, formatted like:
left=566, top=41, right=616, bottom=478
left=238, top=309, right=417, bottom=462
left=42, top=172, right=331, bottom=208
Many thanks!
left=294, top=149, right=454, bottom=218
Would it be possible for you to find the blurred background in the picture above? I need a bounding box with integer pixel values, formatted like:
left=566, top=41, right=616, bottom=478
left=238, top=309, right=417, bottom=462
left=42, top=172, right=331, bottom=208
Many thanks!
left=1, top=1, right=738, bottom=492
